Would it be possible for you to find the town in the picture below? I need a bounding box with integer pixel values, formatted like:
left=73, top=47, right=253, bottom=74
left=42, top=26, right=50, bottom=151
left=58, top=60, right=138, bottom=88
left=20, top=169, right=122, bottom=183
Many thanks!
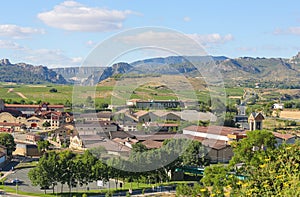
left=0, top=93, right=299, bottom=196
left=1, top=1, right=300, bottom=196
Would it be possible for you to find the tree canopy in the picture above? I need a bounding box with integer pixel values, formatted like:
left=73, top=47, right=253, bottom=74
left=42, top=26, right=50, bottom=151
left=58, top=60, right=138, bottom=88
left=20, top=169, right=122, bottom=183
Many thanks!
left=230, top=130, right=276, bottom=166
left=0, top=133, right=16, bottom=156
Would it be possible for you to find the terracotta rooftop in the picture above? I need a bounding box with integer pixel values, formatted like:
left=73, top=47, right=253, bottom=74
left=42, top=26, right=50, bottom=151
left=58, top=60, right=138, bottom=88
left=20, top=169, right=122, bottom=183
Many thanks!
left=272, top=132, right=295, bottom=140
left=183, top=125, right=246, bottom=136
left=0, top=122, right=25, bottom=127
left=133, top=110, right=149, bottom=117
left=5, top=104, right=64, bottom=108
left=141, top=140, right=163, bottom=149
left=146, top=122, right=179, bottom=127
left=152, top=111, right=179, bottom=118
left=135, top=133, right=191, bottom=141
left=78, top=112, right=112, bottom=118
left=192, top=137, right=229, bottom=150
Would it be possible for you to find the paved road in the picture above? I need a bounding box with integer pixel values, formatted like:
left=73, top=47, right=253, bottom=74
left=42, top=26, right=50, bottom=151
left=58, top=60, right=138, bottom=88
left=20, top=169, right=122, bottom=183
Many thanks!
left=4, top=167, right=177, bottom=196
left=5, top=168, right=126, bottom=194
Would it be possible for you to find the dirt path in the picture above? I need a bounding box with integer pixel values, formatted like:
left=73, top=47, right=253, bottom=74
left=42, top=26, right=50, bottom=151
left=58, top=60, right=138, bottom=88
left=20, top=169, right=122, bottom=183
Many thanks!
left=16, top=92, right=27, bottom=99
left=6, top=88, right=27, bottom=99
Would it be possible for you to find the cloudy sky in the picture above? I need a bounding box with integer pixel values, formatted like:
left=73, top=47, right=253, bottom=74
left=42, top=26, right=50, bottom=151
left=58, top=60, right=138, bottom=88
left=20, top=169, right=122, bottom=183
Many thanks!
left=1, top=0, right=300, bottom=67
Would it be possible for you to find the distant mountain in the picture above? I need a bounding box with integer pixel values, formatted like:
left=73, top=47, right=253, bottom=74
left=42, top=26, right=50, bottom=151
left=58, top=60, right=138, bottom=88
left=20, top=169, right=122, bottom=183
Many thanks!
left=82, top=54, right=300, bottom=86
left=0, top=59, right=67, bottom=84
left=83, top=62, right=132, bottom=86
left=3, top=52, right=299, bottom=86
left=52, top=67, right=105, bottom=83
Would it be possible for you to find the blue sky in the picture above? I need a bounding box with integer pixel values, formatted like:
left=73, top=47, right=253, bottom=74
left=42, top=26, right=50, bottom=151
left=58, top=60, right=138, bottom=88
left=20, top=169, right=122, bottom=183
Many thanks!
left=1, top=0, right=300, bottom=67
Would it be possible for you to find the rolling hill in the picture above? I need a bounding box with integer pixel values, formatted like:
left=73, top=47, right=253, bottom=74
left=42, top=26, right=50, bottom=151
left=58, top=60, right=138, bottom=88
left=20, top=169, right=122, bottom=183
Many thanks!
left=82, top=53, right=300, bottom=86
left=0, top=59, right=67, bottom=84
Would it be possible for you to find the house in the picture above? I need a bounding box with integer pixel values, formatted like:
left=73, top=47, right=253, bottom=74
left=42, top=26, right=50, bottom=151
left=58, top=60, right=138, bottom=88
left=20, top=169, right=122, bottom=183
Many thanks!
left=119, top=122, right=138, bottom=132
left=248, top=112, right=265, bottom=131
left=135, top=100, right=183, bottom=109
left=143, top=122, right=179, bottom=132
left=193, top=137, right=234, bottom=163
left=273, top=132, right=296, bottom=147
left=26, top=116, right=44, bottom=129
left=182, top=125, right=246, bottom=142
left=69, top=134, right=84, bottom=150
left=79, top=134, right=131, bottom=156
left=76, top=121, right=118, bottom=135
left=26, top=133, right=41, bottom=143
left=234, top=115, right=249, bottom=129
left=141, top=140, right=163, bottom=149
left=175, top=110, right=217, bottom=122
left=77, top=112, right=112, bottom=123
left=113, top=137, right=139, bottom=149
left=151, top=111, right=181, bottom=122
left=4, top=102, right=64, bottom=115
left=40, top=111, right=66, bottom=129
left=13, top=143, right=40, bottom=157
left=272, top=103, right=284, bottom=110
left=126, top=99, right=141, bottom=107
left=133, top=111, right=152, bottom=123
left=0, top=122, right=26, bottom=132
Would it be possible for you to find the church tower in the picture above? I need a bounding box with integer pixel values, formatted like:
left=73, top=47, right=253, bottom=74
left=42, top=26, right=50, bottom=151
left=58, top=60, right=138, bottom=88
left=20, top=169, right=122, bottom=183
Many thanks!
left=248, top=112, right=265, bottom=131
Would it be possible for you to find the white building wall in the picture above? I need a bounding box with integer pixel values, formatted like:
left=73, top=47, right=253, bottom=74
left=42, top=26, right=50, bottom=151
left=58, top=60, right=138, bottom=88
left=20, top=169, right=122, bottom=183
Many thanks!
left=182, top=130, right=229, bottom=141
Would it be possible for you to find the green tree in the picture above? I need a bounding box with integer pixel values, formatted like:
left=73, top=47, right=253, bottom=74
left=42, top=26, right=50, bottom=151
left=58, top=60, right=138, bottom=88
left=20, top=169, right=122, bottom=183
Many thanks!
left=75, top=151, right=97, bottom=189
left=37, top=140, right=50, bottom=153
left=230, top=130, right=276, bottom=166
left=0, top=133, right=16, bottom=156
left=49, top=88, right=58, bottom=93
left=231, top=142, right=300, bottom=196
left=182, top=140, right=207, bottom=167
left=57, top=150, right=77, bottom=194
left=201, top=164, right=229, bottom=196
left=43, top=121, right=51, bottom=128
left=131, top=143, right=148, bottom=153
left=28, top=151, right=60, bottom=194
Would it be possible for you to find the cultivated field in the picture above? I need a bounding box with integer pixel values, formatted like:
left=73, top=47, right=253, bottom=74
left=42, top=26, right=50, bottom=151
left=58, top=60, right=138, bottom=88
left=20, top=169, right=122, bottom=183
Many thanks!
left=280, top=110, right=300, bottom=120
left=0, top=76, right=244, bottom=106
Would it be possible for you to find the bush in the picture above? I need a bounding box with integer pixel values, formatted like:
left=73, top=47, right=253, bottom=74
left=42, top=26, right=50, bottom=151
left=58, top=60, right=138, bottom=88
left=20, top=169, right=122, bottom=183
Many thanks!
left=49, top=88, right=58, bottom=93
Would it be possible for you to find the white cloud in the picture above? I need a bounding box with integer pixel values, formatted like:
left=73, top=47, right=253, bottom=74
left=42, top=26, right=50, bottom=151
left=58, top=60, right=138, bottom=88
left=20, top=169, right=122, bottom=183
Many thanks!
left=71, top=57, right=83, bottom=63
left=0, top=24, right=45, bottom=39
left=0, top=40, right=23, bottom=49
left=115, top=30, right=233, bottom=57
left=37, top=1, right=135, bottom=32
left=287, top=27, right=300, bottom=35
left=183, top=16, right=191, bottom=22
left=0, top=39, right=81, bottom=67
left=86, top=40, right=96, bottom=47
left=187, top=33, right=234, bottom=46
left=119, top=31, right=233, bottom=47
left=22, top=48, right=82, bottom=67
left=274, top=27, right=300, bottom=35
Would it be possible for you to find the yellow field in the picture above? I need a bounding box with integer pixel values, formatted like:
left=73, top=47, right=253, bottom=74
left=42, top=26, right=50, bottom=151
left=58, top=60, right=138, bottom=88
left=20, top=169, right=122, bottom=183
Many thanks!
left=280, top=110, right=300, bottom=120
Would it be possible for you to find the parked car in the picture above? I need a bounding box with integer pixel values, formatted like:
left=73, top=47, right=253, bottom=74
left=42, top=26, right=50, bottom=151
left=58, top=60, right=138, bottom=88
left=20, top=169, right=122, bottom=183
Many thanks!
left=11, top=179, right=22, bottom=184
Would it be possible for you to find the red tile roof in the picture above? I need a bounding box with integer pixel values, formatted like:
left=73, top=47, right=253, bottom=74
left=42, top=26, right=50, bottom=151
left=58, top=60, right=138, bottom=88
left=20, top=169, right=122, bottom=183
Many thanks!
left=192, top=137, right=229, bottom=150
left=5, top=104, right=39, bottom=108
left=272, top=132, right=295, bottom=140
left=141, top=140, right=163, bottom=149
left=133, top=111, right=149, bottom=117
left=0, top=122, right=24, bottom=127
left=183, top=125, right=246, bottom=136
left=5, top=104, right=64, bottom=108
